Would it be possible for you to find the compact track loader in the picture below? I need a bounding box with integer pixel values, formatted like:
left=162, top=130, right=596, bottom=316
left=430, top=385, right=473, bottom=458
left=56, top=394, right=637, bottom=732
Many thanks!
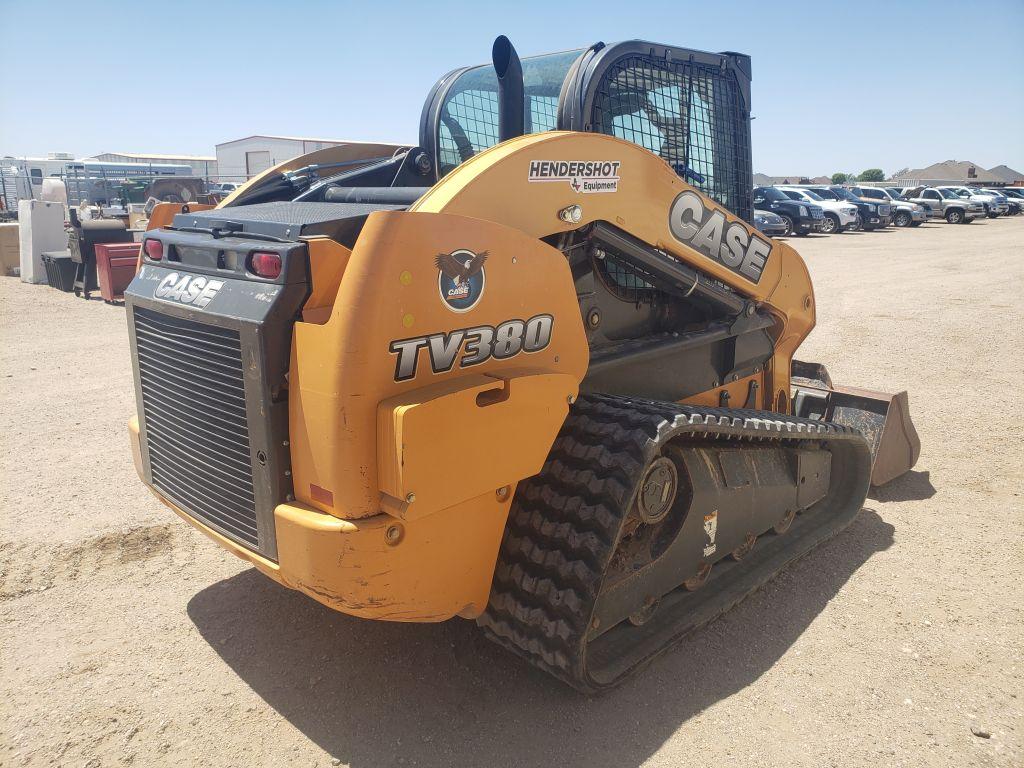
left=126, top=37, right=920, bottom=691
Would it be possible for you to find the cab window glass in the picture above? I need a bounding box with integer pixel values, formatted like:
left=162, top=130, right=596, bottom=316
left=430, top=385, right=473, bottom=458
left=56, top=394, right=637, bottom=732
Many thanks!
left=436, top=50, right=582, bottom=176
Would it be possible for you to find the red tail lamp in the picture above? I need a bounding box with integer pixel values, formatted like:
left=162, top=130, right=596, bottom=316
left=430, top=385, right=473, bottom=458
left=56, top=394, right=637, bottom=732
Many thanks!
left=144, top=238, right=163, bottom=260
left=249, top=251, right=282, bottom=279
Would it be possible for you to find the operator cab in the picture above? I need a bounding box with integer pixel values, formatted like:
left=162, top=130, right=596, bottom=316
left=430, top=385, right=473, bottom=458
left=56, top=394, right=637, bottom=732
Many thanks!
left=225, top=39, right=755, bottom=223
left=422, top=40, right=754, bottom=220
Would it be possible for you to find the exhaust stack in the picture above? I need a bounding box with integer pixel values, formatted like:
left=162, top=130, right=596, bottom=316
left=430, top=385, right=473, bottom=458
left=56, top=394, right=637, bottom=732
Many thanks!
left=492, top=35, right=524, bottom=142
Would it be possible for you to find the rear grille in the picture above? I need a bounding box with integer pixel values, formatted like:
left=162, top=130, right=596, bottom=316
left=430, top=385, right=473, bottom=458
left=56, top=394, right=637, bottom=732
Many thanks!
left=133, top=307, right=259, bottom=549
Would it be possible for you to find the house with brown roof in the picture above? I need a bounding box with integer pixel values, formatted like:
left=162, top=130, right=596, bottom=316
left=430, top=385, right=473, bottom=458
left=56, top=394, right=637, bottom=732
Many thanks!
left=889, top=160, right=1022, bottom=187
left=753, top=173, right=831, bottom=186
left=988, top=165, right=1024, bottom=184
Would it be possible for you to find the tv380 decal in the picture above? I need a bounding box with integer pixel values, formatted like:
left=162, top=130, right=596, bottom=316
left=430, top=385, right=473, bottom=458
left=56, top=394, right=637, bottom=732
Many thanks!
left=389, top=315, right=553, bottom=382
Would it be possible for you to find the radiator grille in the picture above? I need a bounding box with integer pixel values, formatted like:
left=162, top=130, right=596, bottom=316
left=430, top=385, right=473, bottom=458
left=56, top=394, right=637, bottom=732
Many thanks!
left=133, top=307, right=259, bottom=549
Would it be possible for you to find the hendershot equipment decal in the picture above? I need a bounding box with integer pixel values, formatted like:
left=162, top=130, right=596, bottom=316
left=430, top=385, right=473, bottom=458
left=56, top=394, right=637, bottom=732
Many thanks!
left=389, top=314, right=554, bottom=382
left=154, top=272, right=224, bottom=309
left=668, top=190, right=772, bottom=283
left=528, top=160, right=621, bottom=194
left=435, top=249, right=487, bottom=312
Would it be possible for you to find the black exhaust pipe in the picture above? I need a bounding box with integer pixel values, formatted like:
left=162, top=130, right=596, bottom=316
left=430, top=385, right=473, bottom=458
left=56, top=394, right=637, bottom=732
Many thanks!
left=492, top=35, right=524, bottom=142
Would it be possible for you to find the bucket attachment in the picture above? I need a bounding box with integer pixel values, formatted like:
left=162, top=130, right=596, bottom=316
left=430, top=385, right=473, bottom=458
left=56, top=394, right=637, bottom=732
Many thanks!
left=791, top=360, right=921, bottom=486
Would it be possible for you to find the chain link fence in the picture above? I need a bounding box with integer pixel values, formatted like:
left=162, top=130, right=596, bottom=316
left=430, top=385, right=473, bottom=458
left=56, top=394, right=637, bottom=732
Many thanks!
left=0, top=165, right=252, bottom=218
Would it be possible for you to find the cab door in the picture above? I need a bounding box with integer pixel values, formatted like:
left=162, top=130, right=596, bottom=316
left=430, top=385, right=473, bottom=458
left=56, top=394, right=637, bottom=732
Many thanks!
left=919, top=189, right=941, bottom=216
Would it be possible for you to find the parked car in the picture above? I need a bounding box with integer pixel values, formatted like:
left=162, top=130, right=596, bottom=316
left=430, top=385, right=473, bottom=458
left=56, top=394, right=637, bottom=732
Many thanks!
left=209, top=181, right=245, bottom=194
left=752, top=186, right=825, bottom=235
left=978, top=188, right=1018, bottom=215
left=776, top=186, right=859, bottom=233
left=753, top=209, right=790, bottom=236
left=886, top=187, right=941, bottom=219
left=905, top=187, right=985, bottom=224
left=851, top=186, right=929, bottom=227
left=938, top=186, right=1008, bottom=218
left=799, top=185, right=889, bottom=230
left=999, top=188, right=1024, bottom=214
left=835, top=186, right=893, bottom=228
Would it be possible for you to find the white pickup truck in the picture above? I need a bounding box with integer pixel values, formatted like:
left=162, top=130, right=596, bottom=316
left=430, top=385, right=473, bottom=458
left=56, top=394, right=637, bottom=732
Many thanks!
left=776, top=186, right=859, bottom=234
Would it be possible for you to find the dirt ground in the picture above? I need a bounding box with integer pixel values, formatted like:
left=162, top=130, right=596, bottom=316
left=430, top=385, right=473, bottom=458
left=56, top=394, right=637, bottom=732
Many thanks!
left=1, top=217, right=1022, bottom=768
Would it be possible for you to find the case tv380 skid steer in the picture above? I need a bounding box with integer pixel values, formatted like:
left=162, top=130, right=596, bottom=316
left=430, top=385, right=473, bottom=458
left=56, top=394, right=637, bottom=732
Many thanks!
left=125, top=37, right=920, bottom=692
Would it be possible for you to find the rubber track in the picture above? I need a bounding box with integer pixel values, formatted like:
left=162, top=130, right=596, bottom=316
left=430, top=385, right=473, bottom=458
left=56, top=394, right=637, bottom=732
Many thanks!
left=477, top=393, right=864, bottom=692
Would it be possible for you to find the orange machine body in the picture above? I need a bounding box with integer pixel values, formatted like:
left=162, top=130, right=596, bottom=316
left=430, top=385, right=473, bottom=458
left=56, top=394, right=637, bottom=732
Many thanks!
left=130, top=132, right=816, bottom=621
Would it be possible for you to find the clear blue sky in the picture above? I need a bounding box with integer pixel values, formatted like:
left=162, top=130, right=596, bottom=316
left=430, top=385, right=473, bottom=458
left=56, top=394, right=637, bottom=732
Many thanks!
left=1, top=0, right=1022, bottom=176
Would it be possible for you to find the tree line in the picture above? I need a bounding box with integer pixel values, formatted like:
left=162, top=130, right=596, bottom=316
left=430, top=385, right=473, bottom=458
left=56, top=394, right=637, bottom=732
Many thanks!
left=831, top=169, right=885, bottom=184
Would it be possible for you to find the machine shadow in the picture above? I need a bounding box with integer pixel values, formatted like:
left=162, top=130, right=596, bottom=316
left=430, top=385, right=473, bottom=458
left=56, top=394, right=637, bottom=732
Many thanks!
left=187, top=508, right=894, bottom=768
left=868, top=469, right=936, bottom=502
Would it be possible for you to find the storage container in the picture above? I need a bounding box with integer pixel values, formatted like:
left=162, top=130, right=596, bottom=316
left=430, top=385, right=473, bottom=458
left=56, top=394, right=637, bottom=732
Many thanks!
left=94, top=242, right=140, bottom=303
left=0, top=222, right=19, bottom=276
left=41, top=251, right=76, bottom=291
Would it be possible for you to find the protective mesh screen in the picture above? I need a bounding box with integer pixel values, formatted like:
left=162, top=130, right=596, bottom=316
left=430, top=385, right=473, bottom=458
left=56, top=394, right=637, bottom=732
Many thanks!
left=593, top=249, right=658, bottom=304
left=439, top=89, right=500, bottom=173
left=438, top=91, right=562, bottom=174
left=589, top=55, right=752, bottom=221
left=437, top=50, right=582, bottom=176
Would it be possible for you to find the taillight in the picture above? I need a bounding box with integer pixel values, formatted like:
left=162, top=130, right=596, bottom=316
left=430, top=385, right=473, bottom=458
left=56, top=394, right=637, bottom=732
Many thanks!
left=249, top=251, right=282, bottom=279
left=144, top=239, right=163, bottom=260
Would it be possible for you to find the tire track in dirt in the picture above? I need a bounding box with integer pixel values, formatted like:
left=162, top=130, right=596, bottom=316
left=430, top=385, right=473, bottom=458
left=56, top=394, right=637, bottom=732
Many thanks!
left=0, top=523, right=190, bottom=601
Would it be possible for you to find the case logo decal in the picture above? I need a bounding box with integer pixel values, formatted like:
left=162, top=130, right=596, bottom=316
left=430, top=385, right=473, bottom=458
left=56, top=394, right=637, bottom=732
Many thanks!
left=389, top=314, right=553, bottom=382
left=154, top=272, right=224, bottom=309
left=669, top=190, right=772, bottom=283
left=435, top=249, right=487, bottom=312
left=528, top=160, right=620, bottom=194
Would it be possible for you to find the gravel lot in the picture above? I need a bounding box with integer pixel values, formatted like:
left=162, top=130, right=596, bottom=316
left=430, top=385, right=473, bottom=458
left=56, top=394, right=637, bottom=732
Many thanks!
left=2, top=217, right=1022, bottom=768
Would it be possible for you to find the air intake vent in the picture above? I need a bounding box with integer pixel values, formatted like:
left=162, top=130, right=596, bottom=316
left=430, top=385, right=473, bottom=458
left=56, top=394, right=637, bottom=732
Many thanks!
left=133, top=307, right=259, bottom=550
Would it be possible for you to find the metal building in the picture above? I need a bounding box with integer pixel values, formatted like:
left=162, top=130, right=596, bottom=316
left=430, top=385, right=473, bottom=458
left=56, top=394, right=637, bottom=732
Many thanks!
left=214, top=135, right=356, bottom=182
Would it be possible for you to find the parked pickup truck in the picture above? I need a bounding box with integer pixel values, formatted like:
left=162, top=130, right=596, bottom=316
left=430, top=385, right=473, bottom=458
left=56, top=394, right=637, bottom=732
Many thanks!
left=999, top=188, right=1024, bottom=214
left=851, top=186, right=928, bottom=227
left=974, top=189, right=1015, bottom=217
left=798, top=185, right=888, bottom=230
left=752, top=186, right=825, bottom=235
left=938, top=186, right=1009, bottom=218
left=906, top=187, right=986, bottom=224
